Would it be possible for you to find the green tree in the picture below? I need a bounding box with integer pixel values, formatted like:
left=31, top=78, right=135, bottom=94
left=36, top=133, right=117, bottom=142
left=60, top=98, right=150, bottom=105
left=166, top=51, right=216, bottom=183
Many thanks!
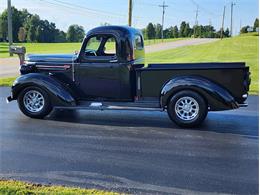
left=240, top=25, right=250, bottom=34
left=184, top=23, right=191, bottom=37
left=54, top=30, right=67, bottom=42
left=172, top=25, right=179, bottom=38
left=155, top=23, right=162, bottom=39
left=66, top=24, right=85, bottom=42
left=18, top=27, right=26, bottom=42
left=224, top=28, right=230, bottom=37
left=253, top=18, right=259, bottom=32
left=0, top=7, right=30, bottom=42
left=179, top=21, right=186, bottom=37
left=193, top=25, right=201, bottom=38
left=146, top=23, right=155, bottom=39
left=25, top=14, right=40, bottom=42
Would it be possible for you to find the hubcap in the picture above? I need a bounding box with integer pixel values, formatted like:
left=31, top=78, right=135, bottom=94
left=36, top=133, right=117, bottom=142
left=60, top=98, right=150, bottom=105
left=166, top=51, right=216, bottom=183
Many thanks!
left=23, top=90, right=45, bottom=113
left=175, top=96, right=199, bottom=121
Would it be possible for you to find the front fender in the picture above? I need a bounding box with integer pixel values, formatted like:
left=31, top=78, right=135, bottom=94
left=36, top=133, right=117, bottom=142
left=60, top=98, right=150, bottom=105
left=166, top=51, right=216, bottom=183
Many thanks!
left=11, top=73, right=76, bottom=106
left=160, top=76, right=239, bottom=111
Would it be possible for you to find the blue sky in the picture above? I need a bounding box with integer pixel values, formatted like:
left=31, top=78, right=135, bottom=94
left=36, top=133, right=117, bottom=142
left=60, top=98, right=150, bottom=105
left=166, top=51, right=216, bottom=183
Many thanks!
left=0, top=0, right=258, bottom=35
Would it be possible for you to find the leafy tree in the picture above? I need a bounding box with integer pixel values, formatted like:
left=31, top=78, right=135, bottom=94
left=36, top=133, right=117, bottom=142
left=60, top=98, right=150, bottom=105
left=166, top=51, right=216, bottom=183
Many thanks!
left=155, top=23, right=162, bottom=39
left=146, top=23, right=155, bottom=39
left=0, top=7, right=30, bottom=42
left=25, top=14, right=40, bottom=42
left=253, top=18, right=259, bottom=32
left=179, top=21, right=186, bottom=37
left=240, top=25, right=250, bottom=34
left=172, top=25, right=179, bottom=38
left=18, top=27, right=26, bottom=42
left=0, top=6, right=68, bottom=43
left=54, top=30, right=67, bottom=42
left=193, top=25, right=201, bottom=38
left=163, top=28, right=171, bottom=39
left=224, top=28, right=230, bottom=37
left=184, top=23, right=191, bottom=37
left=203, top=25, right=215, bottom=38
left=66, top=24, right=85, bottom=42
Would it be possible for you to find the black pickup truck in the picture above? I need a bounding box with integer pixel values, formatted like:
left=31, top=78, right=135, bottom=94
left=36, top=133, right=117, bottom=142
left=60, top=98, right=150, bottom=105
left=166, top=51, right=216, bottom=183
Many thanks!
left=7, top=26, right=251, bottom=127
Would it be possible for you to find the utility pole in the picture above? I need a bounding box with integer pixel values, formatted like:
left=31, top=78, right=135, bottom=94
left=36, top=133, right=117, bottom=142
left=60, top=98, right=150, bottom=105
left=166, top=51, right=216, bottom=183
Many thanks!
left=195, top=6, right=199, bottom=26
left=230, top=2, right=235, bottom=37
left=193, top=6, right=199, bottom=37
left=7, top=0, right=13, bottom=56
left=159, top=1, right=168, bottom=40
left=221, top=5, right=226, bottom=39
left=128, top=0, right=133, bottom=26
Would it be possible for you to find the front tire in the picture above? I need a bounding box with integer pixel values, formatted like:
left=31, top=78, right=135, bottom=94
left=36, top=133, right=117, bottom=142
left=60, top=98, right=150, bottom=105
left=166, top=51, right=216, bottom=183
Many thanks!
left=167, top=90, right=208, bottom=128
left=17, top=86, right=52, bottom=119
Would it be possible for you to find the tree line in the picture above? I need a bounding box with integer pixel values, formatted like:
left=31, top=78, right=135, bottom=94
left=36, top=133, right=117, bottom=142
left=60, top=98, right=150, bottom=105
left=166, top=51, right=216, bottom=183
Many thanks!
left=142, top=21, right=230, bottom=39
left=0, top=6, right=258, bottom=43
left=143, top=18, right=259, bottom=40
left=0, top=7, right=85, bottom=43
left=240, top=18, right=259, bottom=34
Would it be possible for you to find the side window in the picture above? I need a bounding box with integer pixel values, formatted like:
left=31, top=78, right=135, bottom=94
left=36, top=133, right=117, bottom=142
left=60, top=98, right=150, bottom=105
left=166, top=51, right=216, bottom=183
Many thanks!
left=104, top=37, right=116, bottom=55
left=84, top=35, right=117, bottom=59
left=134, top=35, right=144, bottom=50
left=85, top=36, right=101, bottom=53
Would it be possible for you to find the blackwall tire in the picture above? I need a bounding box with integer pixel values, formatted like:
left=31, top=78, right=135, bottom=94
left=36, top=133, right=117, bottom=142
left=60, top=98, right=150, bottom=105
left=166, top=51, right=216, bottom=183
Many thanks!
left=167, top=90, right=208, bottom=128
left=17, top=86, right=52, bottom=119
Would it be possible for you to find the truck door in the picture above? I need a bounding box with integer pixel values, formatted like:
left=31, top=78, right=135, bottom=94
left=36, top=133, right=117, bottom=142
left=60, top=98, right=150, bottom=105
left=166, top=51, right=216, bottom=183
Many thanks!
left=76, top=34, right=121, bottom=99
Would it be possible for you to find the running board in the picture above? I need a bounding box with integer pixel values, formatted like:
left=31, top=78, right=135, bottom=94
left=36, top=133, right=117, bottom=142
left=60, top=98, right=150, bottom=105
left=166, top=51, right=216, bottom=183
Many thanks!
left=55, top=101, right=163, bottom=112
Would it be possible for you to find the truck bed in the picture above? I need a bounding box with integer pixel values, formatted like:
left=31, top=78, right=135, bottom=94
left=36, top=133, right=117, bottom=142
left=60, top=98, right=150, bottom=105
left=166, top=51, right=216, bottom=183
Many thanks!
left=136, top=62, right=249, bottom=103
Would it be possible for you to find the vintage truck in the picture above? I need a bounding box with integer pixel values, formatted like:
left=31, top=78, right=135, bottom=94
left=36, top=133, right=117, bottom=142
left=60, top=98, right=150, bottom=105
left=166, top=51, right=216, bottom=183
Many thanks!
left=7, top=26, right=251, bottom=127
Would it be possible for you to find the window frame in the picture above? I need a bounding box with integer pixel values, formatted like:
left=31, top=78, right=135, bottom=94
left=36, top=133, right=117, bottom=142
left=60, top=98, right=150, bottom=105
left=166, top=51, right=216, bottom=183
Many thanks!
left=79, top=33, right=119, bottom=63
left=134, top=34, right=144, bottom=50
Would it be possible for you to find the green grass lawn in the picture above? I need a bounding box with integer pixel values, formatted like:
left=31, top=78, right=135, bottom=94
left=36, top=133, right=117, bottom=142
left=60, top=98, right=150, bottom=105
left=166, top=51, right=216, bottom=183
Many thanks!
left=0, top=77, right=16, bottom=86
left=0, top=180, right=118, bottom=195
left=0, top=38, right=186, bottom=58
left=146, top=34, right=259, bottom=94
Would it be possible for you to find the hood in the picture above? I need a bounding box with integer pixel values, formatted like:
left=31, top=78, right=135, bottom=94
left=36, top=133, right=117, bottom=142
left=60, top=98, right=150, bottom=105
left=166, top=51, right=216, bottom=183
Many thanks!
left=25, top=54, right=77, bottom=63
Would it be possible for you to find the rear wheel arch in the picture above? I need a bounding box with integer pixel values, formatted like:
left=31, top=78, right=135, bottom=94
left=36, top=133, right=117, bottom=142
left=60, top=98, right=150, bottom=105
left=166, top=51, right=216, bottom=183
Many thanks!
left=164, top=87, right=209, bottom=110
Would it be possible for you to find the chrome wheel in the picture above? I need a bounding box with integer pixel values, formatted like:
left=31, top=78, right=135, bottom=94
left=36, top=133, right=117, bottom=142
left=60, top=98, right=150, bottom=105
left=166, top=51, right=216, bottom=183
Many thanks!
left=23, top=90, right=45, bottom=113
left=175, top=96, right=199, bottom=121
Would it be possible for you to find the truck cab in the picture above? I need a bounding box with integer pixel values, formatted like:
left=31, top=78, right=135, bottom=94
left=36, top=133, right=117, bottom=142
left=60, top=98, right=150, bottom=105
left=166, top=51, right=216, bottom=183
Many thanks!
left=7, top=26, right=251, bottom=128
left=75, top=26, right=144, bottom=101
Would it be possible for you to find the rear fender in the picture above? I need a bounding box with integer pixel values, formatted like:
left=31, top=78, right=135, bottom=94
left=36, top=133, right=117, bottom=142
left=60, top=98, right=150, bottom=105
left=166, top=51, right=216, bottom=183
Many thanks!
left=11, top=73, right=76, bottom=106
left=160, top=76, right=239, bottom=111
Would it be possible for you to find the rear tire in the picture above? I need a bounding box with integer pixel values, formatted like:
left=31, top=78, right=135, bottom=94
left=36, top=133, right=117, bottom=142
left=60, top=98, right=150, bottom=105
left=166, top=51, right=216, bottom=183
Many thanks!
left=167, top=90, right=208, bottom=128
left=17, top=86, right=52, bottom=119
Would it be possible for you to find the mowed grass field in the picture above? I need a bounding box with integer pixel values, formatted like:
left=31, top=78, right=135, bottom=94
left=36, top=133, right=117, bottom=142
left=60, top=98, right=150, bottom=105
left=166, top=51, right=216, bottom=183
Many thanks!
left=0, top=180, right=117, bottom=195
left=146, top=33, right=259, bottom=94
left=0, top=38, right=186, bottom=58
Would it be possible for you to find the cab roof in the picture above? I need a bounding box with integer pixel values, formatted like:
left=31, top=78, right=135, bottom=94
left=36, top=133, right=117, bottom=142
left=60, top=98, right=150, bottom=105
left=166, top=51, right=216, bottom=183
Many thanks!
left=86, top=25, right=142, bottom=37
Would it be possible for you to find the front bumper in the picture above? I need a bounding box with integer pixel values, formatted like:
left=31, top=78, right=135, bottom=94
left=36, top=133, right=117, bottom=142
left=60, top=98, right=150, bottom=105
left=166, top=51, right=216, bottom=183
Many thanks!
left=6, top=96, right=14, bottom=103
left=238, top=103, right=248, bottom=107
